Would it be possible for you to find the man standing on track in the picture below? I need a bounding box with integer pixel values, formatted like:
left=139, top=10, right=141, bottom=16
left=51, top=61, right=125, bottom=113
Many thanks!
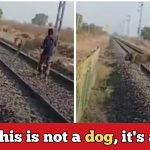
left=38, top=28, right=56, bottom=79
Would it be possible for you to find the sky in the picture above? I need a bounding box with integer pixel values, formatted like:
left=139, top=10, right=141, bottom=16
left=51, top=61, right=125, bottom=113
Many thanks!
left=77, top=2, right=150, bottom=37
left=0, top=1, right=74, bottom=28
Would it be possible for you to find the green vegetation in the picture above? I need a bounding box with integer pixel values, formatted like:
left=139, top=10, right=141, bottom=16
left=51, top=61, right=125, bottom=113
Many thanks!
left=0, top=8, right=3, bottom=19
left=77, top=49, right=100, bottom=122
left=32, top=13, right=48, bottom=26
left=81, top=58, right=113, bottom=122
left=76, top=13, right=103, bottom=34
left=76, top=13, right=110, bottom=121
left=141, top=27, right=150, bottom=40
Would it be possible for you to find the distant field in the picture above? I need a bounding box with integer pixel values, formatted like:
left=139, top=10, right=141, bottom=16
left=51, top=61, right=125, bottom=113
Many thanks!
left=0, top=19, right=74, bottom=73
left=77, top=32, right=109, bottom=64
left=0, top=20, right=74, bottom=44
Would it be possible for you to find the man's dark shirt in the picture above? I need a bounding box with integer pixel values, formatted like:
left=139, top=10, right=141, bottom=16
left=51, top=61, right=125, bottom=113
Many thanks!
left=42, top=35, right=55, bottom=56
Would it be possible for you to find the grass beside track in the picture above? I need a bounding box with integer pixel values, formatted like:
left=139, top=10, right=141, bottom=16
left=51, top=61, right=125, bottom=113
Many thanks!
left=81, top=54, right=113, bottom=122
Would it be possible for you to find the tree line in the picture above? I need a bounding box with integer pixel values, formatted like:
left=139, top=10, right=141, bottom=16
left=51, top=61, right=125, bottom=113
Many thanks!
left=1, top=8, right=150, bottom=40
left=141, top=27, right=150, bottom=40
left=76, top=13, right=104, bottom=34
left=0, top=8, right=51, bottom=26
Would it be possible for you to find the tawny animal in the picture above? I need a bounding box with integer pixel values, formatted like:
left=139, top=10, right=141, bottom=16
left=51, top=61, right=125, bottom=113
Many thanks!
left=14, top=37, right=23, bottom=49
left=125, top=52, right=150, bottom=69
left=10, top=37, right=24, bottom=63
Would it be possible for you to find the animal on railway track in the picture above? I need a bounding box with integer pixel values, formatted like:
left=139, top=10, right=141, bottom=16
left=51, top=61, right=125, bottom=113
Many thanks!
left=14, top=37, right=23, bottom=49
left=125, top=52, right=150, bottom=70
left=11, top=37, right=24, bottom=62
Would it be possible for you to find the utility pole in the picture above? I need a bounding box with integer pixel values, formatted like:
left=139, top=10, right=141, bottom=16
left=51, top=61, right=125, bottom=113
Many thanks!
left=55, top=1, right=66, bottom=37
left=122, top=20, right=125, bottom=36
left=54, top=1, right=66, bottom=54
left=119, top=23, right=122, bottom=35
left=126, top=15, right=131, bottom=37
left=137, top=2, right=144, bottom=38
left=120, top=20, right=125, bottom=36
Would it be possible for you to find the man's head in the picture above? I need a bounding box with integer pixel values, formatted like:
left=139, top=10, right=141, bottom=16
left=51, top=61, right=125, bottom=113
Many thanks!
left=48, top=28, right=53, bottom=35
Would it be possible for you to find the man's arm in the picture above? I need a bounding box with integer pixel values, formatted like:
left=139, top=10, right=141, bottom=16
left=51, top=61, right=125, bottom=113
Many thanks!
left=41, top=37, right=46, bottom=49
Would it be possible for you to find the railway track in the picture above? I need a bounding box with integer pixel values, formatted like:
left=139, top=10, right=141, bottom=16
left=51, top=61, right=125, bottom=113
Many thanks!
left=0, top=58, right=67, bottom=122
left=0, top=38, right=74, bottom=86
left=114, top=37, right=150, bottom=76
left=101, top=38, right=150, bottom=122
left=0, top=39, right=74, bottom=122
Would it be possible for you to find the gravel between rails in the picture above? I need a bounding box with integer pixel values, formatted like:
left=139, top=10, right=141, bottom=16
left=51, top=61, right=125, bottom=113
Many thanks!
left=104, top=39, right=150, bottom=122
left=0, top=63, right=56, bottom=122
left=0, top=46, right=73, bottom=122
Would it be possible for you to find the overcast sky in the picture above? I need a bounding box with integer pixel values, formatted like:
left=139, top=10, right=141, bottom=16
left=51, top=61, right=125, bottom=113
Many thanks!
left=77, top=2, right=150, bottom=37
left=0, top=1, right=74, bottom=28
